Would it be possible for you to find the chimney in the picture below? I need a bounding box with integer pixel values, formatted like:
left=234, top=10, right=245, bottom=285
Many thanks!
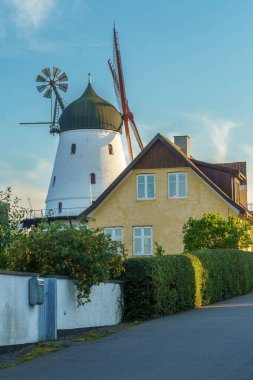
left=174, top=136, right=190, bottom=157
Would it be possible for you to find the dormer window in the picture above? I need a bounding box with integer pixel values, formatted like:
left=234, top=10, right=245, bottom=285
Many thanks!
left=90, top=173, right=96, bottom=184
left=71, top=144, right=76, bottom=154
left=108, top=144, right=114, bottom=155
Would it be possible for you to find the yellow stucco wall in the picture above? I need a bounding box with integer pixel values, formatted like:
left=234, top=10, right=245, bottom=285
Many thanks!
left=89, top=167, right=239, bottom=256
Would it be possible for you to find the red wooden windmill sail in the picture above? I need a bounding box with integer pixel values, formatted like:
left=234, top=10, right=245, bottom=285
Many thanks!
left=108, top=26, right=144, bottom=161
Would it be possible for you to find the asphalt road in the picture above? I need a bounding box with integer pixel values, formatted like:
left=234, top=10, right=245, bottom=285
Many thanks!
left=2, top=293, right=253, bottom=380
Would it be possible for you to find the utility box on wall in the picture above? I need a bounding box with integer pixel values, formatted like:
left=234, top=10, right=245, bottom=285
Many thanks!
left=29, top=277, right=44, bottom=306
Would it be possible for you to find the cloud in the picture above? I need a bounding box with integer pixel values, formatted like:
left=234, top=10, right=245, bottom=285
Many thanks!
left=0, top=157, right=52, bottom=209
left=9, top=0, right=56, bottom=31
left=182, top=113, right=240, bottom=162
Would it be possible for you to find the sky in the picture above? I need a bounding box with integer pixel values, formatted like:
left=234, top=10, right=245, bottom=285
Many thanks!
left=1, top=0, right=253, bottom=210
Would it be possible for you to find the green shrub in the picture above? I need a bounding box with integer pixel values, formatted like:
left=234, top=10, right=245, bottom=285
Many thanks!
left=122, top=255, right=196, bottom=320
left=183, top=213, right=252, bottom=251
left=5, top=221, right=124, bottom=304
left=191, top=249, right=253, bottom=305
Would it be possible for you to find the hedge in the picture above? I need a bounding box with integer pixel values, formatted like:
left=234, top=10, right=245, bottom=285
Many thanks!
left=122, top=249, right=253, bottom=320
left=122, top=255, right=196, bottom=320
left=192, top=249, right=253, bottom=305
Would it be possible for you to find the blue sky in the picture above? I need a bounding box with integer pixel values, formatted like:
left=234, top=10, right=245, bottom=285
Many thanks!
left=1, top=0, right=253, bottom=209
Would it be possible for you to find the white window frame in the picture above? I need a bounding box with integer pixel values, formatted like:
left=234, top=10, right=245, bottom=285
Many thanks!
left=133, top=226, right=153, bottom=256
left=104, top=227, right=124, bottom=243
left=168, top=172, right=188, bottom=199
left=136, top=174, right=156, bottom=200
left=104, top=227, right=124, bottom=256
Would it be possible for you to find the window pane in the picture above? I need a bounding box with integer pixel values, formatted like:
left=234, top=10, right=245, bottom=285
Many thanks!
left=144, top=227, right=151, bottom=237
left=137, top=175, right=145, bottom=184
left=144, top=238, right=152, bottom=255
left=179, top=181, right=186, bottom=197
left=147, top=175, right=154, bottom=184
left=134, top=227, right=142, bottom=237
left=178, top=173, right=187, bottom=197
left=104, top=228, right=113, bottom=237
left=169, top=173, right=176, bottom=182
left=115, top=228, right=123, bottom=242
left=138, top=183, right=145, bottom=198
left=147, top=176, right=155, bottom=198
left=134, top=237, right=142, bottom=255
left=169, top=181, right=176, bottom=197
left=178, top=173, right=186, bottom=182
left=115, top=228, right=122, bottom=237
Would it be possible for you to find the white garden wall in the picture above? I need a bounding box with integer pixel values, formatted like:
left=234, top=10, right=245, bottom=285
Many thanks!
left=57, top=279, right=122, bottom=330
left=0, top=271, right=122, bottom=347
left=0, top=271, right=39, bottom=346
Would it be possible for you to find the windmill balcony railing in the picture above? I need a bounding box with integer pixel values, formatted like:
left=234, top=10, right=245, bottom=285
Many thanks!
left=25, top=207, right=86, bottom=219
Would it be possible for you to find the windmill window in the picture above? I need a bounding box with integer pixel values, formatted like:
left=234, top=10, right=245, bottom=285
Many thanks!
left=71, top=144, right=76, bottom=154
left=52, top=176, right=56, bottom=187
left=90, top=173, right=96, bottom=184
left=108, top=144, right=114, bottom=155
left=58, top=202, right=62, bottom=214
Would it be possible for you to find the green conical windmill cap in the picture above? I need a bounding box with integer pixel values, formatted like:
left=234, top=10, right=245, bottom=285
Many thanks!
left=59, top=83, right=123, bottom=133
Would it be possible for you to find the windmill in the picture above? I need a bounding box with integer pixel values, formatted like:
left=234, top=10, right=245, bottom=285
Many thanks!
left=20, top=67, right=68, bottom=135
left=108, top=26, right=144, bottom=161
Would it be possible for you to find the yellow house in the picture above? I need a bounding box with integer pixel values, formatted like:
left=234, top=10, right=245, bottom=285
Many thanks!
left=82, top=134, right=253, bottom=256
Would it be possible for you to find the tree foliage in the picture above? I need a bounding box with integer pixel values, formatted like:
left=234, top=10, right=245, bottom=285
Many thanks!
left=5, top=221, right=124, bottom=304
left=0, top=187, right=27, bottom=255
left=183, top=213, right=252, bottom=251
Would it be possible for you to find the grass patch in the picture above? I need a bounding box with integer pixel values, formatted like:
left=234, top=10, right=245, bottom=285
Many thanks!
left=0, top=341, right=65, bottom=370
left=0, top=363, right=16, bottom=370
left=19, top=341, right=65, bottom=362
left=68, top=322, right=141, bottom=343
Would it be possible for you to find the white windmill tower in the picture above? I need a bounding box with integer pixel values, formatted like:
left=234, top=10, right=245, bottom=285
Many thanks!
left=45, top=74, right=127, bottom=216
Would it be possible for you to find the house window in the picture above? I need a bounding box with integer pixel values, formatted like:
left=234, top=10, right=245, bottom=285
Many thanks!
left=133, top=226, right=153, bottom=256
left=168, top=172, right=187, bottom=198
left=104, top=227, right=123, bottom=243
left=108, top=144, right=114, bottom=155
left=136, top=174, right=155, bottom=199
left=71, top=144, right=76, bottom=154
left=58, top=202, right=62, bottom=213
left=52, top=176, right=56, bottom=187
left=90, top=173, right=96, bottom=184
left=104, top=227, right=123, bottom=255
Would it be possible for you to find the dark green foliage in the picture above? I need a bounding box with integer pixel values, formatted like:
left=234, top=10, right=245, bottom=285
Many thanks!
left=192, top=249, right=253, bottom=305
left=122, top=249, right=253, bottom=321
left=122, top=256, right=196, bottom=320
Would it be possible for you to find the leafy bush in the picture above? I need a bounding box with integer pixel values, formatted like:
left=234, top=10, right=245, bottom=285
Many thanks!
left=122, top=255, right=196, bottom=320
left=5, top=221, right=124, bottom=304
left=183, top=213, right=252, bottom=251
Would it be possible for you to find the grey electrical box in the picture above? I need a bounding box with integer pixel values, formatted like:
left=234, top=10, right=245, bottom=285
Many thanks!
left=29, top=277, right=44, bottom=306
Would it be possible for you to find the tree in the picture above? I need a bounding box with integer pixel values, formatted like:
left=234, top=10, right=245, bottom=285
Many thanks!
left=6, top=221, right=124, bottom=304
left=0, top=187, right=27, bottom=256
left=183, top=213, right=252, bottom=251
